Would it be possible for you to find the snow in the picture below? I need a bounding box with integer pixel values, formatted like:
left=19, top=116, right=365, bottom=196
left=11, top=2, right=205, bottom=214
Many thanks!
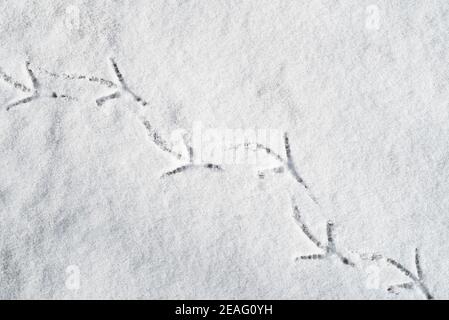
left=1, top=0, right=449, bottom=299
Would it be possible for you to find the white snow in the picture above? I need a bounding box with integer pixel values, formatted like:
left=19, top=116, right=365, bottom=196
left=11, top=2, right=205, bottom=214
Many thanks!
left=1, top=0, right=449, bottom=299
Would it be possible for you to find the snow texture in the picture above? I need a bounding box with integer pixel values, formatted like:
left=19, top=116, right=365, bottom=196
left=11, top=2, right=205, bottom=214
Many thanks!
left=1, top=0, right=449, bottom=299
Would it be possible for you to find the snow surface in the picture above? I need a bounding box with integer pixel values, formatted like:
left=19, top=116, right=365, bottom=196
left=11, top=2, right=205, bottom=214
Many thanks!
left=1, top=0, right=449, bottom=299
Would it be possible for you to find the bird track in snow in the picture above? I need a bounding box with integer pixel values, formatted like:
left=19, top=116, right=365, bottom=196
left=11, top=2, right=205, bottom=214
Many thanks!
left=159, top=134, right=224, bottom=178
left=229, top=132, right=318, bottom=204
left=385, top=248, right=433, bottom=300
left=1, top=61, right=77, bottom=111
left=291, top=197, right=354, bottom=266
left=96, top=57, right=148, bottom=107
